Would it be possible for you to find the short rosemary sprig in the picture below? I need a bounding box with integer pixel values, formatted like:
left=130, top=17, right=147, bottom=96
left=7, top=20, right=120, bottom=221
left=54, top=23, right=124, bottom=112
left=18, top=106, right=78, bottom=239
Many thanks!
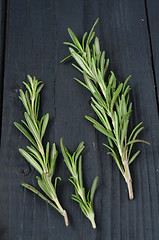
left=14, top=75, right=68, bottom=226
left=62, top=19, right=149, bottom=200
left=60, top=138, right=98, bottom=229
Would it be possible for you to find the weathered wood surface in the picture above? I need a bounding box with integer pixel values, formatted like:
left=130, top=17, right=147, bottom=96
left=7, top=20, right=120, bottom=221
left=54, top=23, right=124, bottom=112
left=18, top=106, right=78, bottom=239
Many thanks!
left=0, top=0, right=158, bottom=239
left=0, top=0, right=6, bottom=142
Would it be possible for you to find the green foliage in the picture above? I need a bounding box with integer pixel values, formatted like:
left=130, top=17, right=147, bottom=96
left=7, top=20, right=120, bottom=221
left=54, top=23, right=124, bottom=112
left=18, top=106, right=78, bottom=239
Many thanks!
left=14, top=75, right=68, bottom=226
left=62, top=19, right=149, bottom=199
left=60, top=138, right=98, bottom=229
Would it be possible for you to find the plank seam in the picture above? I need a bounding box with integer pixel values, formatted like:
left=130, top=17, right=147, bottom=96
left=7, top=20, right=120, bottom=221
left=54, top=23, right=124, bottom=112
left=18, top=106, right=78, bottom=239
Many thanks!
left=0, top=0, right=8, bottom=146
left=144, top=0, right=159, bottom=115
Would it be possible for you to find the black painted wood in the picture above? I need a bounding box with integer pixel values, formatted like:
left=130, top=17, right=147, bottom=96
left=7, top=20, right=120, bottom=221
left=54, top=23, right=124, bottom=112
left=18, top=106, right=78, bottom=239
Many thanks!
left=97, top=1, right=159, bottom=239
left=146, top=0, right=159, bottom=102
left=0, top=0, right=158, bottom=239
left=0, top=0, right=7, bottom=143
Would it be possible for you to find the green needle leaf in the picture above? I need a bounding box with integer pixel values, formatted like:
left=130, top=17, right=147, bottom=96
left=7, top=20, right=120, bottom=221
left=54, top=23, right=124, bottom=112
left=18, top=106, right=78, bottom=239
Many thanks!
left=69, top=48, right=94, bottom=78
left=41, top=113, right=49, bottom=140
left=63, top=41, right=79, bottom=51
left=110, top=83, right=123, bottom=112
left=86, top=18, right=99, bottom=46
left=21, top=183, right=61, bottom=213
left=19, top=148, right=43, bottom=175
left=82, top=32, right=87, bottom=50
left=129, top=150, right=140, bottom=164
left=60, top=138, right=74, bottom=175
left=74, top=78, right=90, bottom=90
left=54, top=177, right=61, bottom=189
left=19, top=89, right=30, bottom=114
left=78, top=156, right=83, bottom=188
left=50, top=143, right=58, bottom=175
left=36, top=83, right=44, bottom=95
left=27, top=146, right=44, bottom=169
left=25, top=112, right=43, bottom=153
left=45, top=142, right=50, bottom=164
left=14, top=122, right=37, bottom=148
left=68, top=28, right=83, bottom=52
left=90, top=176, right=98, bottom=204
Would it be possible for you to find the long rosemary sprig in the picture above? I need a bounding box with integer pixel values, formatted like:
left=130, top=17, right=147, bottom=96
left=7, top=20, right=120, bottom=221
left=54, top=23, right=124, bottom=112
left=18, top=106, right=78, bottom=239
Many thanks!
left=14, top=75, right=68, bottom=226
left=62, top=19, right=149, bottom=200
left=60, top=138, right=98, bottom=228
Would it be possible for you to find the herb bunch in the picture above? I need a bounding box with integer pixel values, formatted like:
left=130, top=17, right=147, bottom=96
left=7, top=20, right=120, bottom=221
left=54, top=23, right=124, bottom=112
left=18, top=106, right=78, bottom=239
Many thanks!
left=60, top=138, right=98, bottom=228
left=62, top=19, right=149, bottom=200
left=14, top=75, right=68, bottom=226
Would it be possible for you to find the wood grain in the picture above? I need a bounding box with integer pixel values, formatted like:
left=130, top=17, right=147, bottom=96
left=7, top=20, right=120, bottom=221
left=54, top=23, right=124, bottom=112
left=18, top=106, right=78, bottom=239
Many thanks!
left=0, top=0, right=158, bottom=239
left=0, top=0, right=7, bottom=143
left=146, top=0, right=159, bottom=101
left=97, top=1, right=159, bottom=239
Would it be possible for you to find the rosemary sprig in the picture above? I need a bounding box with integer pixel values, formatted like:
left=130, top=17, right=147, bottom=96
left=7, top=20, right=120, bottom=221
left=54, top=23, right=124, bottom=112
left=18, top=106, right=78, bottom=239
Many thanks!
left=60, top=138, right=98, bottom=229
left=14, top=75, right=68, bottom=226
left=62, top=19, right=149, bottom=200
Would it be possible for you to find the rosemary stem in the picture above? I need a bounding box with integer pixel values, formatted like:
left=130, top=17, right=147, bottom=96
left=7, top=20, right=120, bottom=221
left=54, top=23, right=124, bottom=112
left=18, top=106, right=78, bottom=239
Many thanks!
left=123, top=161, right=134, bottom=200
left=127, top=179, right=134, bottom=200
left=88, top=210, right=96, bottom=229
left=54, top=197, right=69, bottom=227
left=44, top=173, right=68, bottom=226
left=91, top=218, right=96, bottom=229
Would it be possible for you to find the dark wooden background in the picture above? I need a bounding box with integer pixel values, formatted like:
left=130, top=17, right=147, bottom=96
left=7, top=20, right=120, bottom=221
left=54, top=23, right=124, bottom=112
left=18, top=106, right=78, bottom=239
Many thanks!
left=0, top=0, right=159, bottom=239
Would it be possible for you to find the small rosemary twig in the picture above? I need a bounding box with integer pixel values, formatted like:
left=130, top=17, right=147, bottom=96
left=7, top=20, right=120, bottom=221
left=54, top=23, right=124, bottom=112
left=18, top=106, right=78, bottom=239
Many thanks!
left=14, top=75, right=68, bottom=226
left=60, top=138, right=98, bottom=228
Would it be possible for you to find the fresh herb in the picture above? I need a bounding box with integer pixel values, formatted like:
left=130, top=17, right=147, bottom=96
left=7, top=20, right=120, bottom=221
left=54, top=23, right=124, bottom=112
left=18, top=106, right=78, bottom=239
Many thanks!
left=62, top=19, right=149, bottom=200
left=14, top=75, right=68, bottom=226
left=60, top=138, right=98, bottom=228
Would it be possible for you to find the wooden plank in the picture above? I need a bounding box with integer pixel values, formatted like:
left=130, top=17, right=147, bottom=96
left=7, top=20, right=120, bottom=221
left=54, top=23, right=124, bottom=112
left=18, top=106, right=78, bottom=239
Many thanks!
left=96, top=1, right=159, bottom=239
left=0, top=0, right=7, bottom=143
left=0, top=0, right=158, bottom=239
left=0, top=0, right=98, bottom=239
left=55, top=1, right=99, bottom=240
left=59, top=0, right=159, bottom=239
left=145, top=0, right=159, bottom=100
